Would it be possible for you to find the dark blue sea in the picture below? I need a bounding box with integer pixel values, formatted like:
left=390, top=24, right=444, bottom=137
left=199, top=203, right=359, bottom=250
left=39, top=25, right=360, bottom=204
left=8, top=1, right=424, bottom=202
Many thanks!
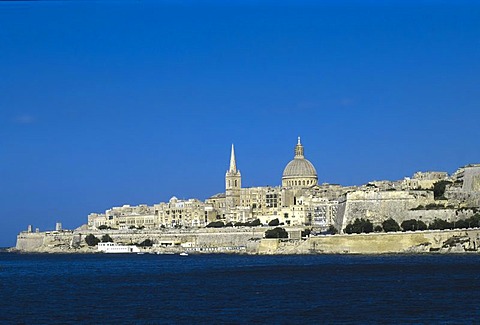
left=1, top=253, right=479, bottom=324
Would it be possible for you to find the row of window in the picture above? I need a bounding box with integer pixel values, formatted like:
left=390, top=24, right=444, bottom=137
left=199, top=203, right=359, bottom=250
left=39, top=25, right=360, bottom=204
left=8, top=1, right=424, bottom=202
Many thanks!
left=286, top=179, right=316, bottom=186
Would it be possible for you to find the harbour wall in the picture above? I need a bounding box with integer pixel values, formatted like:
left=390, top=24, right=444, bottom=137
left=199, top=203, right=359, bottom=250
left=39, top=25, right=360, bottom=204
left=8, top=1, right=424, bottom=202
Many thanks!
left=14, top=228, right=267, bottom=253
left=15, top=227, right=480, bottom=254
left=258, top=228, right=480, bottom=254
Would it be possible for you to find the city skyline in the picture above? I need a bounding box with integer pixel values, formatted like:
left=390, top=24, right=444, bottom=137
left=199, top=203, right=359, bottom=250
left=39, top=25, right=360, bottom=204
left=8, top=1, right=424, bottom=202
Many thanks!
left=1, top=0, right=479, bottom=247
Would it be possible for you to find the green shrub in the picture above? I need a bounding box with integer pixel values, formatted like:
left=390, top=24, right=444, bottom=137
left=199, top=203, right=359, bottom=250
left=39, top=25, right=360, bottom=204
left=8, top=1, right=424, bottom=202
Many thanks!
left=455, top=219, right=469, bottom=229
left=418, top=220, right=428, bottom=230
left=433, top=180, right=452, bottom=200
left=428, top=218, right=453, bottom=230
left=382, top=218, right=400, bottom=232
left=401, top=219, right=428, bottom=231
left=138, top=239, right=153, bottom=247
left=85, top=234, right=100, bottom=246
left=265, top=227, right=288, bottom=239
left=97, top=225, right=109, bottom=230
left=466, top=214, right=480, bottom=228
left=326, top=225, right=338, bottom=235
left=344, top=218, right=374, bottom=234
left=301, top=229, right=311, bottom=237
left=268, top=218, right=280, bottom=226
left=101, top=234, right=113, bottom=243
left=206, top=221, right=225, bottom=228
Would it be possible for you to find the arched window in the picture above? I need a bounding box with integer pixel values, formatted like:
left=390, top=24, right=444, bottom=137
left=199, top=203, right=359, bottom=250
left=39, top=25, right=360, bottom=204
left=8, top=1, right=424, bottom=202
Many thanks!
left=228, top=180, right=230, bottom=187
left=303, top=180, right=305, bottom=186
left=235, top=180, right=237, bottom=187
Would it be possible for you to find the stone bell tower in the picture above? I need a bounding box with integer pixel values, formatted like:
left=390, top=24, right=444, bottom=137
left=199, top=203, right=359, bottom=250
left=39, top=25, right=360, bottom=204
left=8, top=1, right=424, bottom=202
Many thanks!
left=225, top=144, right=241, bottom=210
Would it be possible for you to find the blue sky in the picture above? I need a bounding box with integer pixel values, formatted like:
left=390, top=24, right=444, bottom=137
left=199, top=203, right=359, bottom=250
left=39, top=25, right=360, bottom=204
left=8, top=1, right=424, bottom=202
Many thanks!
left=1, top=1, right=479, bottom=247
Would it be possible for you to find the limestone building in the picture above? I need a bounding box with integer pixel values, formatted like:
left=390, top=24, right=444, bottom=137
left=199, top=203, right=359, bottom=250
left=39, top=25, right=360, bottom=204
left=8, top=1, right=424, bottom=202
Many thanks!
left=87, top=137, right=341, bottom=230
left=85, top=137, right=480, bottom=234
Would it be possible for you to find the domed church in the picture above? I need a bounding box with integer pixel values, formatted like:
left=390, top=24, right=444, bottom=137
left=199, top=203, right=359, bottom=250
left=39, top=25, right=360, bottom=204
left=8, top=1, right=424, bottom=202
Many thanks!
left=282, top=137, right=318, bottom=188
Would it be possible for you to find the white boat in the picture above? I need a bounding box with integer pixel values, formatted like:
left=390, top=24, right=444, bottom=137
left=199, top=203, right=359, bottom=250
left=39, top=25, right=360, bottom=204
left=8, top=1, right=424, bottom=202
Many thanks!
left=98, top=242, right=140, bottom=254
left=179, top=252, right=189, bottom=256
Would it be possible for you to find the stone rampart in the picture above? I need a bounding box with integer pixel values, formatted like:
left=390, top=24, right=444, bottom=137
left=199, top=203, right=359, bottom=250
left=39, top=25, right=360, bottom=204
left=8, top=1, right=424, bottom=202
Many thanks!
left=16, top=232, right=45, bottom=251
left=303, top=229, right=480, bottom=254
left=14, top=227, right=266, bottom=253
left=337, top=190, right=465, bottom=230
left=14, top=227, right=480, bottom=255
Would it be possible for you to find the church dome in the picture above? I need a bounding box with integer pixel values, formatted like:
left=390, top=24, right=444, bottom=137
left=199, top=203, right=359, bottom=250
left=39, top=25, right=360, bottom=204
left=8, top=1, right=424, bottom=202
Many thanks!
left=283, top=158, right=317, bottom=178
left=282, top=137, right=318, bottom=187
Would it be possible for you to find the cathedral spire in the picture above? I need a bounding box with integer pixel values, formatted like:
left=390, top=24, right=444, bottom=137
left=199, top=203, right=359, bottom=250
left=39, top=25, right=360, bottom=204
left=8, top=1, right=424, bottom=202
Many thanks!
left=295, top=136, right=304, bottom=158
left=229, top=144, right=237, bottom=172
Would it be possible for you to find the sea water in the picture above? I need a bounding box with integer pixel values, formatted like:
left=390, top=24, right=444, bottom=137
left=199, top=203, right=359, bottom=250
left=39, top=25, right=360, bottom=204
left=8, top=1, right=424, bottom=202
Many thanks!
left=0, top=252, right=479, bottom=324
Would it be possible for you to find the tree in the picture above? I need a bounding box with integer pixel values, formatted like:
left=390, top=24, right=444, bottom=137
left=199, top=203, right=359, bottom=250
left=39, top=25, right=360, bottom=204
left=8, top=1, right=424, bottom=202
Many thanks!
left=101, top=234, right=113, bottom=243
left=466, top=214, right=480, bottom=228
left=401, top=219, right=427, bottom=232
left=344, top=218, right=374, bottom=234
left=374, top=225, right=383, bottom=232
left=248, top=219, right=261, bottom=227
left=417, top=220, right=428, bottom=231
left=268, top=218, right=280, bottom=226
left=225, top=221, right=234, bottom=227
left=206, top=221, right=225, bottom=228
left=455, top=219, right=469, bottom=229
left=326, top=225, right=338, bottom=235
left=428, top=218, right=453, bottom=230
left=433, top=180, right=452, bottom=200
left=85, top=234, right=100, bottom=246
left=265, top=227, right=288, bottom=239
left=301, top=228, right=311, bottom=237
left=382, top=218, right=400, bottom=232
left=138, top=239, right=153, bottom=247
left=97, top=225, right=109, bottom=230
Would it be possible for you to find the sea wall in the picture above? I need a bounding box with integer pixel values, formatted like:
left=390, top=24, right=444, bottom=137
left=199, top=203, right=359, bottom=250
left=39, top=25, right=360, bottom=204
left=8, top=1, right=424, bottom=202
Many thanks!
left=257, top=229, right=480, bottom=254
left=16, top=232, right=45, bottom=251
left=14, top=228, right=266, bottom=253
left=15, top=227, right=480, bottom=255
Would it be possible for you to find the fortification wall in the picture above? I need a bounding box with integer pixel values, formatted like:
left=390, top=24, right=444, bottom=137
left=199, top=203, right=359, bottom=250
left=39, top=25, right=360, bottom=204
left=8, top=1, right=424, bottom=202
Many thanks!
left=408, top=209, right=456, bottom=223
left=15, top=227, right=480, bottom=255
left=14, top=228, right=266, bottom=253
left=340, top=191, right=420, bottom=229
left=336, top=190, right=474, bottom=231
left=262, top=229, right=480, bottom=254
left=16, top=232, right=45, bottom=251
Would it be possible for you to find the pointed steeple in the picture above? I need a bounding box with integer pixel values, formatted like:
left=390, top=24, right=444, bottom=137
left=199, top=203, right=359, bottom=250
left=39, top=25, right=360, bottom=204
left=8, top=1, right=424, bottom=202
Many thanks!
left=229, top=144, right=237, bottom=173
left=294, top=136, right=304, bottom=158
